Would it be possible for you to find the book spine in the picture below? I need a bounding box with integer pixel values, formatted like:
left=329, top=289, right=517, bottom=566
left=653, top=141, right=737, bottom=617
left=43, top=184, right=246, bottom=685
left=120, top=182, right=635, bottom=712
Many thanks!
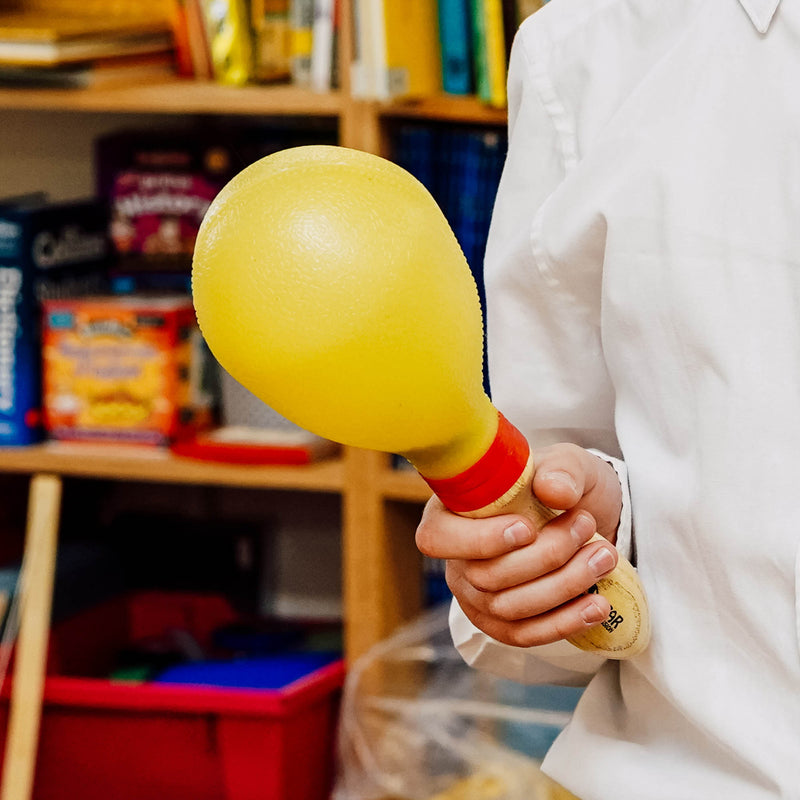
left=469, top=0, right=489, bottom=102
left=169, top=0, right=196, bottom=77
left=370, top=0, right=388, bottom=98
left=184, top=0, right=214, bottom=78
left=310, top=0, right=336, bottom=92
left=251, top=0, right=292, bottom=82
left=351, top=0, right=385, bottom=98
left=482, top=0, right=507, bottom=106
left=349, top=0, right=368, bottom=96
left=0, top=212, right=39, bottom=446
left=437, top=0, right=472, bottom=95
left=289, top=0, right=315, bottom=87
left=378, top=0, right=441, bottom=100
left=199, top=0, right=254, bottom=85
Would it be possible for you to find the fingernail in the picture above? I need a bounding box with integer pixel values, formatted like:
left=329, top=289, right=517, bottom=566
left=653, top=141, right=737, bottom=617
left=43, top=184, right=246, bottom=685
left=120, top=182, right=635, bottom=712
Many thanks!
left=581, top=598, right=606, bottom=625
left=503, top=521, right=533, bottom=547
left=570, top=512, right=595, bottom=548
left=543, top=470, right=578, bottom=495
left=588, top=547, right=615, bottom=578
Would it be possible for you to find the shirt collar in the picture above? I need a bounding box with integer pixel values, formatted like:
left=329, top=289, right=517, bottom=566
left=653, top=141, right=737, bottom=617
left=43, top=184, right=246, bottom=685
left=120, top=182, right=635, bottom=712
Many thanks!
left=737, top=0, right=781, bottom=33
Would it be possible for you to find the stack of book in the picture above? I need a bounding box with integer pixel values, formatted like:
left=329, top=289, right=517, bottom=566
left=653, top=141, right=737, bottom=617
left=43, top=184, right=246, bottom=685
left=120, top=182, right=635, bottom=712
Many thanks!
left=171, top=0, right=252, bottom=84
left=249, top=0, right=339, bottom=90
left=172, top=0, right=338, bottom=90
left=353, top=0, right=547, bottom=106
left=0, top=7, right=176, bottom=88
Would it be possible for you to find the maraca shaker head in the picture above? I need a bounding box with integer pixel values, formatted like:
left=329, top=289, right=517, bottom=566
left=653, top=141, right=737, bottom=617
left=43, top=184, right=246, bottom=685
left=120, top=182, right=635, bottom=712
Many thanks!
left=193, top=145, right=496, bottom=475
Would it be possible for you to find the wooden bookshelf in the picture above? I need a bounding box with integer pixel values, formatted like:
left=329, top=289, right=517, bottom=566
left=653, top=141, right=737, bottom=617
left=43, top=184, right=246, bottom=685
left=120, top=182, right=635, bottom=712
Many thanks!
left=0, top=0, right=504, bottom=672
left=0, top=3, right=515, bottom=794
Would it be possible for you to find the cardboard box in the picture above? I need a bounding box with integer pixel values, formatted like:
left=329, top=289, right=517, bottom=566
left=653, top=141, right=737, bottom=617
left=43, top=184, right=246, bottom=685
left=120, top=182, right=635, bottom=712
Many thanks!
left=0, top=195, right=110, bottom=446
left=95, top=128, right=284, bottom=263
left=42, top=294, right=214, bottom=445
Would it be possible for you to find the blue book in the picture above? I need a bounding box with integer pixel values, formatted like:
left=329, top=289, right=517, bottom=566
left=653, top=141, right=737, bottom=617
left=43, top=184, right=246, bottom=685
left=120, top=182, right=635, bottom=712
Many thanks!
left=392, top=123, right=440, bottom=197
left=438, top=0, right=473, bottom=95
left=391, top=124, right=507, bottom=395
left=437, top=128, right=507, bottom=394
left=0, top=196, right=109, bottom=446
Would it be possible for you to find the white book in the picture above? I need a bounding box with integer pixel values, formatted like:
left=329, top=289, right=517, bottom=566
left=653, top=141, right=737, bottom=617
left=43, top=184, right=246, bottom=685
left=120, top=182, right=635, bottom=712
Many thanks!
left=310, top=0, right=335, bottom=92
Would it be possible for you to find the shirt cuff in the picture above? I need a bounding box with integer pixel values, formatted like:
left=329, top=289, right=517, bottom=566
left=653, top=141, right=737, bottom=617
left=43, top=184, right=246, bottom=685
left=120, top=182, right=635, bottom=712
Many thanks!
left=586, top=448, right=634, bottom=566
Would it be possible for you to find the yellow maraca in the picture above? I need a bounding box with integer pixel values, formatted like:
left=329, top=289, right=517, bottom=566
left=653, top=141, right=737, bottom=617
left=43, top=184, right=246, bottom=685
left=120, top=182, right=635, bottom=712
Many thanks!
left=192, top=145, right=649, bottom=658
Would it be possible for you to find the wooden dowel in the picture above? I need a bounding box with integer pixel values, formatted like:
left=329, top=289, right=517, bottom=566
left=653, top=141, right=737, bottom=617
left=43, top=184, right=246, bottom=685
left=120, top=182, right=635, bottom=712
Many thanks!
left=0, top=474, right=62, bottom=800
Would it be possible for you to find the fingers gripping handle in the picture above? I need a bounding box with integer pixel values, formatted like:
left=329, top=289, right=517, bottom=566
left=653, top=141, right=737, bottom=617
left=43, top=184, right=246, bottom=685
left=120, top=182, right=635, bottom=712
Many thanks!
left=466, top=454, right=650, bottom=659
left=429, top=428, right=650, bottom=659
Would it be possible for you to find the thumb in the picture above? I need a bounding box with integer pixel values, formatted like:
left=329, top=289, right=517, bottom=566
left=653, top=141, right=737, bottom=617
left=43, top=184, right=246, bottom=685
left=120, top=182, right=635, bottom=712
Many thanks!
left=531, top=443, right=594, bottom=510
left=531, top=443, right=623, bottom=541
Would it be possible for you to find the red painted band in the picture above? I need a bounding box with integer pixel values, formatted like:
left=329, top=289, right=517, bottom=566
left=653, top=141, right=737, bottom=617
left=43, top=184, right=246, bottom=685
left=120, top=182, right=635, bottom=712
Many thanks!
left=422, top=413, right=530, bottom=513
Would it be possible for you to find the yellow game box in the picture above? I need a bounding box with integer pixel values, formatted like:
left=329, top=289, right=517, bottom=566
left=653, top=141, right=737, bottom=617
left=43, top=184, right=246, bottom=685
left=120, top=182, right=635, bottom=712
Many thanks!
left=42, top=295, right=214, bottom=445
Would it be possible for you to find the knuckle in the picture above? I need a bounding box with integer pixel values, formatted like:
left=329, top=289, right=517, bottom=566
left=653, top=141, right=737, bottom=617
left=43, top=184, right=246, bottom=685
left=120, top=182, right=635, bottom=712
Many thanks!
left=560, top=558, right=597, bottom=602
left=414, top=522, right=434, bottom=555
left=464, top=562, right=502, bottom=593
left=504, top=627, right=534, bottom=648
left=444, top=562, right=459, bottom=592
left=539, top=535, right=568, bottom=574
left=486, top=592, right=517, bottom=622
left=415, top=497, right=449, bottom=555
left=474, top=527, right=504, bottom=560
left=563, top=569, right=595, bottom=600
left=551, top=614, right=581, bottom=643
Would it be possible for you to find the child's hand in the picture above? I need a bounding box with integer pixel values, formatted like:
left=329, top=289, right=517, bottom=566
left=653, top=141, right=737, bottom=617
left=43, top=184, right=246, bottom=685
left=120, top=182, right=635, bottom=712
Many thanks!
left=415, top=443, right=624, bottom=648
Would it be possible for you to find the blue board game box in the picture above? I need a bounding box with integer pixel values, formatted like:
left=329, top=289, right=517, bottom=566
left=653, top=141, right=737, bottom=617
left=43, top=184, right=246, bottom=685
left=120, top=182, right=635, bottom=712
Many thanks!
left=0, top=195, right=109, bottom=446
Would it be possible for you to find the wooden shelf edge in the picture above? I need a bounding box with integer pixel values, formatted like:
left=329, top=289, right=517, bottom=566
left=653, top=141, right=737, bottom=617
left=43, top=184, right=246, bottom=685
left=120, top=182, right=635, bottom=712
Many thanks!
left=378, top=94, right=508, bottom=125
left=0, top=443, right=346, bottom=491
left=0, top=79, right=345, bottom=117
left=0, top=82, right=505, bottom=124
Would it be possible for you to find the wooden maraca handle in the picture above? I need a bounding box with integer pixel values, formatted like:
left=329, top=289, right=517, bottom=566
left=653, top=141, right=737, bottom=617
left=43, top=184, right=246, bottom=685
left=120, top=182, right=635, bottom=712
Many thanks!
left=460, top=453, right=651, bottom=660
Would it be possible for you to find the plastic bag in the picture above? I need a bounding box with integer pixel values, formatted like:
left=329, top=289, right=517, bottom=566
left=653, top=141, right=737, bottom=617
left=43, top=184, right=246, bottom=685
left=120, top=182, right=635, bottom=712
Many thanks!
left=333, top=604, right=582, bottom=800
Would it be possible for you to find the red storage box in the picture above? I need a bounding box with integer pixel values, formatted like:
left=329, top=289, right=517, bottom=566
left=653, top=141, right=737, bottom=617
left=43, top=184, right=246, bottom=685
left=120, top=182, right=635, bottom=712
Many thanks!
left=0, top=592, right=345, bottom=800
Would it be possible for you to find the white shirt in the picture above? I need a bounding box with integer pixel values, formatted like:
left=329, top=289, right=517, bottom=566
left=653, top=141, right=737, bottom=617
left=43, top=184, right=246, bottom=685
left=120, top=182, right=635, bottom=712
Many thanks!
left=449, top=0, right=800, bottom=797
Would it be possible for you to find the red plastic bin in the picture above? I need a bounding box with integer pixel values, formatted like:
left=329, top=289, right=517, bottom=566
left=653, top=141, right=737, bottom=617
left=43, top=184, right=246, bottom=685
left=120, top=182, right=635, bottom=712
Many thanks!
left=0, top=591, right=345, bottom=800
